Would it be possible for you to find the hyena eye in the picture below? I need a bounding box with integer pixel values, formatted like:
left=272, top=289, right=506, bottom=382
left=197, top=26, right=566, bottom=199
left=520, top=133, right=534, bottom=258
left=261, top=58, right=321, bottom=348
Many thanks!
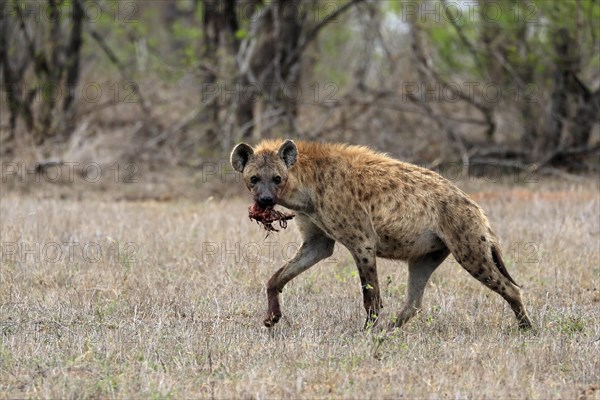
left=273, top=176, right=282, bottom=184
left=250, top=176, right=259, bottom=184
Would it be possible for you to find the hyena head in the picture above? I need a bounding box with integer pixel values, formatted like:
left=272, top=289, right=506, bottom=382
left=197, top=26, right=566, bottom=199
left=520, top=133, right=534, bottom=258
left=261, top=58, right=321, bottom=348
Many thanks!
left=230, top=139, right=298, bottom=208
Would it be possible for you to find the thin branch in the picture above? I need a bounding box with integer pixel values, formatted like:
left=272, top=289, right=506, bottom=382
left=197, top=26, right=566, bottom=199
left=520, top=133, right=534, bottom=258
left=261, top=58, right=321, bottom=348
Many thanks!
left=558, top=143, right=600, bottom=157
left=234, top=108, right=286, bottom=140
left=87, top=26, right=152, bottom=117
left=274, top=0, right=364, bottom=76
left=491, top=49, right=527, bottom=89
left=408, top=13, right=496, bottom=138
left=13, top=4, right=49, bottom=75
left=144, top=94, right=218, bottom=148
left=310, top=93, right=491, bottom=127
left=440, top=0, right=485, bottom=73
left=296, top=0, right=364, bottom=59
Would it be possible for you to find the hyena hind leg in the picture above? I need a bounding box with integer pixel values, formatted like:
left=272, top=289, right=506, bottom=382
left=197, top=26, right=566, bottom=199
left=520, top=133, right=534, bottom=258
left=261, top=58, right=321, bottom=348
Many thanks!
left=389, top=248, right=450, bottom=329
left=350, top=247, right=382, bottom=329
left=459, top=245, right=532, bottom=329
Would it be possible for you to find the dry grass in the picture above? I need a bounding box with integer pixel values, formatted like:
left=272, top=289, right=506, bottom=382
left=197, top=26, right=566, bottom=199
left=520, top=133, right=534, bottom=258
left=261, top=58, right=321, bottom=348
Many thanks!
left=1, top=176, right=599, bottom=399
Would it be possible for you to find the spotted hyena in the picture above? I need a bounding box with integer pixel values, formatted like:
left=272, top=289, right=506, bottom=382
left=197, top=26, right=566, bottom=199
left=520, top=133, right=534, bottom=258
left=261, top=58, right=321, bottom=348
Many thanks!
left=231, top=139, right=532, bottom=330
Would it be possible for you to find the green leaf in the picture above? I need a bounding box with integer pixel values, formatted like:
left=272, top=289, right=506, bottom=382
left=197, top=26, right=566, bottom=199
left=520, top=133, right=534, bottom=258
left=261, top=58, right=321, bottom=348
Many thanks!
left=235, top=29, right=248, bottom=40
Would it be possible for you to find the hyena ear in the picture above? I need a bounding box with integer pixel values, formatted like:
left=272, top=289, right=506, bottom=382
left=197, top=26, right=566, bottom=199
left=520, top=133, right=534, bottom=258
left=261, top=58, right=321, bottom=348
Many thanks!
left=278, top=139, right=298, bottom=169
left=231, top=143, right=254, bottom=173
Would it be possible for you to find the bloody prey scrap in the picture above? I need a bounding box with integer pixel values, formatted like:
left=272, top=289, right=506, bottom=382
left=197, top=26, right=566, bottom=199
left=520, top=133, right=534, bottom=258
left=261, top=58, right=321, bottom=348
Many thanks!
left=248, top=203, right=295, bottom=232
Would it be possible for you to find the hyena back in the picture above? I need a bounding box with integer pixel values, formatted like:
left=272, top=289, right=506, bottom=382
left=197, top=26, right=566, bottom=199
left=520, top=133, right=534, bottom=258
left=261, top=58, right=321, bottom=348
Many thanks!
left=231, top=139, right=532, bottom=330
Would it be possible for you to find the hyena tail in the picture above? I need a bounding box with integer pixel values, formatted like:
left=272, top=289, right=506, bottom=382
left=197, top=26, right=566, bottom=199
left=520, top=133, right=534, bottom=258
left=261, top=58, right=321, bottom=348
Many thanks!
left=491, top=244, right=519, bottom=287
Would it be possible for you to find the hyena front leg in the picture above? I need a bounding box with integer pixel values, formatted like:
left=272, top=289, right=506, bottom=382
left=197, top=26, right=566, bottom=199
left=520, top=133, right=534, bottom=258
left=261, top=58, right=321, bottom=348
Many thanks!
left=390, top=248, right=450, bottom=329
left=264, top=233, right=334, bottom=327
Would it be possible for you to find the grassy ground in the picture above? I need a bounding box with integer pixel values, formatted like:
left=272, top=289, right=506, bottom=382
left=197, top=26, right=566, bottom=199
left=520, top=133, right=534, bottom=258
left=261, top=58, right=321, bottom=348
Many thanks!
left=1, top=175, right=599, bottom=399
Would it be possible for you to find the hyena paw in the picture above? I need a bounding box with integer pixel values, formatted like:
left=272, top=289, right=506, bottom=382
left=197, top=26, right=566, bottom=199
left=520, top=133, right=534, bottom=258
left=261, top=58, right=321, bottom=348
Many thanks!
left=518, top=317, right=533, bottom=330
left=263, top=312, right=281, bottom=327
left=363, top=312, right=381, bottom=331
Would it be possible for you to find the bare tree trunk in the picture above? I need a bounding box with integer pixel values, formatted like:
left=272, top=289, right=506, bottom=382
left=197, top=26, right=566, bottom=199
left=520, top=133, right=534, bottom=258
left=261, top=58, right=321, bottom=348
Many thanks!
left=571, top=84, right=600, bottom=148
left=197, top=0, right=361, bottom=147
left=3, top=0, right=87, bottom=143
left=201, top=0, right=239, bottom=145
left=37, top=0, right=64, bottom=141
left=546, top=28, right=571, bottom=153
left=243, top=0, right=304, bottom=138
left=0, top=1, right=18, bottom=136
left=63, top=0, right=84, bottom=114
left=0, top=0, right=34, bottom=136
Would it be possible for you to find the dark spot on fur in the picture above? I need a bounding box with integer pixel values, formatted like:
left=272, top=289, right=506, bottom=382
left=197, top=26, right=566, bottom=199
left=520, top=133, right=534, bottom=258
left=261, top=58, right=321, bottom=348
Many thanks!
left=357, top=248, right=362, bottom=254
left=480, top=236, right=486, bottom=242
left=369, top=266, right=375, bottom=273
left=384, top=235, right=390, bottom=240
left=362, top=257, right=369, bottom=264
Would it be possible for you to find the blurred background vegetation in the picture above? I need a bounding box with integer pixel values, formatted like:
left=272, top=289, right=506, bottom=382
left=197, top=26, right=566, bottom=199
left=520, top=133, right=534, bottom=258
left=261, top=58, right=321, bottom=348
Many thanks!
left=0, top=0, right=598, bottom=173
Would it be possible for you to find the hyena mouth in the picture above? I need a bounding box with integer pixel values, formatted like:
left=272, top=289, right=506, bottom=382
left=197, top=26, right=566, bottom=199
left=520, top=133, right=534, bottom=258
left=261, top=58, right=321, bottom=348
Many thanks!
left=248, top=203, right=295, bottom=233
